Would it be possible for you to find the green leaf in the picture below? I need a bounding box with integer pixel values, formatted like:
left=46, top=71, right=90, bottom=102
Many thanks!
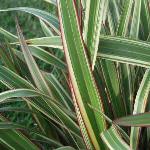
left=101, top=126, right=130, bottom=150
left=43, top=0, right=57, bottom=6
left=31, top=132, right=63, bottom=148
left=58, top=1, right=106, bottom=149
left=113, top=112, right=150, bottom=127
left=100, top=60, right=126, bottom=117
left=0, top=45, right=17, bottom=73
left=141, top=0, right=150, bottom=40
left=93, top=62, right=113, bottom=119
left=0, top=122, right=27, bottom=130
left=40, top=19, right=53, bottom=36
left=130, top=0, right=141, bottom=38
left=83, top=0, right=106, bottom=69
left=107, top=9, right=115, bottom=35
left=130, top=69, right=150, bottom=149
left=117, top=0, right=133, bottom=36
left=0, top=66, right=34, bottom=89
left=117, top=0, right=141, bottom=118
left=0, top=89, right=39, bottom=103
left=14, top=46, right=66, bottom=70
left=45, top=73, right=73, bottom=110
left=12, top=36, right=63, bottom=49
left=0, top=107, right=33, bottom=113
left=55, top=146, right=75, bottom=150
left=0, top=27, right=18, bottom=42
left=16, top=20, right=52, bottom=96
left=98, top=36, right=150, bottom=68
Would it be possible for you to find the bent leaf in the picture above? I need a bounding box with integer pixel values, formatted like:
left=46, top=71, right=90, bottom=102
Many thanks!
left=0, top=7, right=59, bottom=34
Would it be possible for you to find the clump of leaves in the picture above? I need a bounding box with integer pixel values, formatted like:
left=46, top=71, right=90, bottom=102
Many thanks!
left=0, top=0, right=149, bottom=150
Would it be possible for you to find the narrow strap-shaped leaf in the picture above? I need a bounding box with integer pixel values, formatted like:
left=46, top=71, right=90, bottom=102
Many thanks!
left=45, top=74, right=73, bottom=110
left=14, top=46, right=66, bottom=70
left=31, top=132, right=63, bottom=148
left=127, top=0, right=141, bottom=112
left=130, top=69, right=150, bottom=149
left=40, top=19, right=53, bottom=36
left=74, top=0, right=82, bottom=27
left=0, top=66, right=34, bottom=89
left=83, top=0, right=106, bottom=69
left=117, top=0, right=133, bottom=36
left=28, top=46, right=65, bottom=70
left=127, top=0, right=150, bottom=145
left=0, top=89, right=40, bottom=103
left=102, top=0, right=109, bottom=24
left=0, top=132, right=38, bottom=150
left=113, top=112, right=150, bottom=127
left=116, top=0, right=134, bottom=116
left=108, top=0, right=120, bottom=32
left=100, top=60, right=126, bottom=117
left=43, top=0, right=57, bottom=6
left=130, top=0, right=141, bottom=38
left=0, top=45, right=17, bottom=73
left=101, top=126, right=130, bottom=150
left=107, top=9, right=115, bottom=35
left=98, top=36, right=150, bottom=68
left=0, top=107, right=33, bottom=113
left=0, top=7, right=60, bottom=34
left=93, top=62, right=113, bottom=119
left=16, top=20, right=52, bottom=97
left=12, top=36, right=63, bottom=49
left=118, top=64, right=132, bottom=114
left=0, top=122, right=29, bottom=130
left=55, top=146, right=75, bottom=150
left=58, top=0, right=106, bottom=149
left=70, top=82, right=93, bottom=149
left=141, top=0, right=150, bottom=40
left=0, top=27, right=18, bottom=42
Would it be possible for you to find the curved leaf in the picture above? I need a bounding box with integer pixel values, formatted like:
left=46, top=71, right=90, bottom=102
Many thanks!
left=0, top=7, right=59, bottom=34
left=0, top=89, right=39, bottom=103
